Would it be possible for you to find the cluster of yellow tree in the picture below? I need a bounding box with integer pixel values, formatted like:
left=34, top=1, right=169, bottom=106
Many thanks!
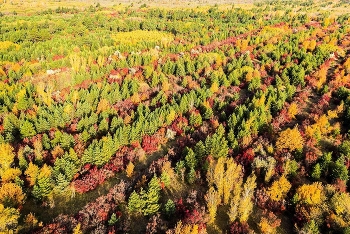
left=205, top=157, right=256, bottom=224
left=0, top=144, right=23, bottom=232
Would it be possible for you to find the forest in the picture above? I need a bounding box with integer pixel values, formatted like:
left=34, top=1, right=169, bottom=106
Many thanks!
left=1, top=0, right=350, bottom=233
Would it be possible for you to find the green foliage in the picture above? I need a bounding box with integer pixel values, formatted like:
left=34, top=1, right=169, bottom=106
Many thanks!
left=108, top=213, right=119, bottom=226
left=20, top=120, right=36, bottom=139
left=330, top=157, right=349, bottom=182
left=164, top=199, right=176, bottom=218
left=160, top=171, right=171, bottom=187
left=128, top=176, right=161, bottom=216
left=53, top=149, right=80, bottom=190
left=205, top=125, right=228, bottom=158
left=128, top=191, right=143, bottom=212
left=311, top=163, right=321, bottom=180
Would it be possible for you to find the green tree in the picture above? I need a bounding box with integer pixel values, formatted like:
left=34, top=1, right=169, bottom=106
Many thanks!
left=32, top=164, right=52, bottom=200
left=205, top=125, right=228, bottom=158
left=128, top=176, right=161, bottom=216
left=20, top=120, right=36, bottom=139
left=311, top=163, right=322, bottom=180
left=128, top=191, right=144, bottom=212
left=175, top=62, right=186, bottom=77
left=164, top=199, right=176, bottom=218
left=108, top=213, right=119, bottom=226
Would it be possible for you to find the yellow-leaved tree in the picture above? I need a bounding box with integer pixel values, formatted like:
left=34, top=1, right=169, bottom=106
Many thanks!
left=0, top=143, right=15, bottom=177
left=174, top=220, right=200, bottom=234
left=0, top=183, right=25, bottom=207
left=238, top=174, right=257, bottom=222
left=276, top=127, right=303, bottom=152
left=1, top=168, right=21, bottom=183
left=267, top=176, right=291, bottom=201
left=205, top=186, right=220, bottom=224
left=330, top=192, right=350, bottom=227
left=287, top=102, right=299, bottom=119
left=294, top=182, right=324, bottom=206
left=25, top=162, right=39, bottom=187
left=0, top=204, right=20, bottom=233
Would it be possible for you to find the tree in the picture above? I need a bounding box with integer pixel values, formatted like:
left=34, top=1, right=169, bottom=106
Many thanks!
left=142, top=176, right=161, bottom=216
left=73, top=223, right=83, bottom=234
left=126, top=161, right=134, bottom=178
left=164, top=199, right=176, bottom=218
left=0, top=204, right=19, bottom=233
left=205, top=186, right=219, bottom=224
left=20, top=120, right=36, bottom=139
left=175, top=62, right=186, bottom=77
left=0, top=143, right=15, bottom=175
left=1, top=168, right=21, bottom=183
left=293, top=182, right=324, bottom=206
left=174, top=221, right=200, bottom=234
left=288, top=65, right=305, bottom=87
left=330, top=157, right=349, bottom=182
left=108, top=213, right=119, bottom=226
left=238, top=174, right=256, bottom=222
left=267, top=176, right=291, bottom=201
left=32, top=164, right=53, bottom=200
left=288, top=102, right=299, bottom=119
left=128, top=176, right=161, bottom=216
left=330, top=192, right=350, bottom=227
left=189, top=112, right=202, bottom=127
left=258, top=212, right=281, bottom=234
left=128, top=191, right=144, bottom=212
left=0, top=183, right=25, bottom=207
left=276, top=127, right=303, bottom=152
left=205, top=125, right=229, bottom=158
left=311, top=163, right=322, bottom=180
left=228, top=176, right=243, bottom=223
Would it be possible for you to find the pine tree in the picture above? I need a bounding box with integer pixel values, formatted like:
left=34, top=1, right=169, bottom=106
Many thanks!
left=32, top=164, right=52, bottom=200
left=311, top=163, right=322, bottom=180
left=55, top=173, right=69, bottom=191
left=185, top=148, right=197, bottom=169
left=186, top=168, right=196, bottom=184
left=205, top=125, right=228, bottom=158
left=108, top=213, right=118, bottom=226
left=142, top=176, right=161, bottom=216
left=164, top=199, right=176, bottom=218
left=194, top=141, right=206, bottom=161
left=128, top=190, right=144, bottom=212
left=175, top=62, right=186, bottom=77
left=185, top=60, right=195, bottom=74
left=98, top=118, right=109, bottom=134
left=189, top=112, right=203, bottom=127
left=20, top=120, right=36, bottom=139
left=128, top=176, right=161, bottom=216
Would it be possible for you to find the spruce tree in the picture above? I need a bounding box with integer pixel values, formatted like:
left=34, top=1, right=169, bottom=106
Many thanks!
left=20, top=120, right=36, bottom=139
